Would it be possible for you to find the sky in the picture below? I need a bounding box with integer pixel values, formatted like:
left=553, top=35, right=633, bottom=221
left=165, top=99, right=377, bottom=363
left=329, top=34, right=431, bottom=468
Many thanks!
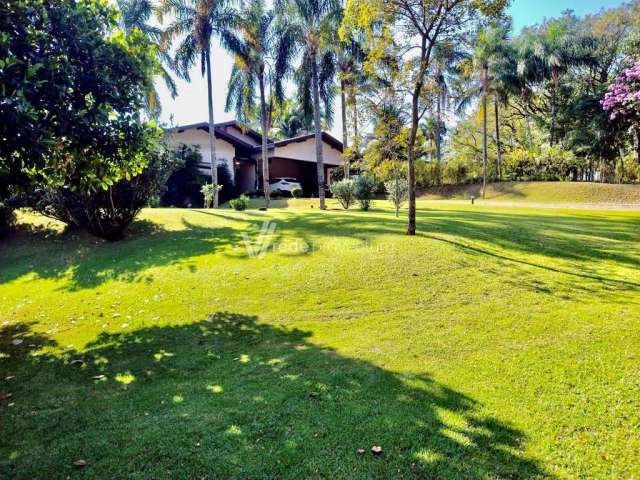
left=156, top=0, right=628, bottom=137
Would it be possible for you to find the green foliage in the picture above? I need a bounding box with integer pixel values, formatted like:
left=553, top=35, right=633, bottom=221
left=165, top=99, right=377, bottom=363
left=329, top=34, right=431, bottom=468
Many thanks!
left=354, top=174, right=377, bottom=211
left=161, top=146, right=205, bottom=207
left=0, top=201, right=15, bottom=237
left=292, top=188, right=303, bottom=198
left=229, top=194, right=250, bottom=211
left=201, top=183, right=224, bottom=209
left=31, top=140, right=178, bottom=240
left=330, top=179, right=357, bottom=209
left=0, top=0, right=160, bottom=199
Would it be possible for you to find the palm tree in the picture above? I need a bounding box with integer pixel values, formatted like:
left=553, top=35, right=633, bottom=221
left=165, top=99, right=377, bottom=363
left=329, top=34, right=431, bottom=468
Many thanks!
left=158, top=0, right=237, bottom=208
left=117, top=0, right=177, bottom=116
left=517, top=21, right=594, bottom=145
left=336, top=30, right=364, bottom=178
left=274, top=0, right=341, bottom=210
left=468, top=24, right=510, bottom=198
left=225, top=0, right=282, bottom=208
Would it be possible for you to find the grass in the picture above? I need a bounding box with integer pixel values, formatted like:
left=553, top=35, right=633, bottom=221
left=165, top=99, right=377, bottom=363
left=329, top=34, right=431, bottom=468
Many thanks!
left=420, top=181, right=640, bottom=204
left=1, top=201, right=640, bottom=479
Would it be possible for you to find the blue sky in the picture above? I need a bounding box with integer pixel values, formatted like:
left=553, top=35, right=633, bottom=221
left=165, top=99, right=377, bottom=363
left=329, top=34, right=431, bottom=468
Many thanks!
left=157, top=0, right=627, bottom=136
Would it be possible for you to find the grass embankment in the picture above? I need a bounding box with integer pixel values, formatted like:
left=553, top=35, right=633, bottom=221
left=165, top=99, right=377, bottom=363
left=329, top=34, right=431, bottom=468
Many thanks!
left=1, top=203, right=640, bottom=478
left=420, top=181, right=640, bottom=204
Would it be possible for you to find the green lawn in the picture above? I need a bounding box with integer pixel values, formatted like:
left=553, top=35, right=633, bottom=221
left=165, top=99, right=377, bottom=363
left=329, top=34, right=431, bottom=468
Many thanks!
left=421, top=181, right=640, bottom=204
left=2, top=202, right=640, bottom=479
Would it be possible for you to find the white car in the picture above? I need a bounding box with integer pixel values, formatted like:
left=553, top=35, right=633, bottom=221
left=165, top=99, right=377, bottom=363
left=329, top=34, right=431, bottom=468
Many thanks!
left=269, top=177, right=302, bottom=195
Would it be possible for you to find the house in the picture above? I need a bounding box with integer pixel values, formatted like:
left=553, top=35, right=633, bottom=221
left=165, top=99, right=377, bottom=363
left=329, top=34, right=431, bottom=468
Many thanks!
left=166, top=121, right=343, bottom=195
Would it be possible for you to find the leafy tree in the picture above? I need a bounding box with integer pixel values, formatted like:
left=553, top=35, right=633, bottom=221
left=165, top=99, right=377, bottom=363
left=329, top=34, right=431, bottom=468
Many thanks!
left=0, top=0, right=159, bottom=227
left=342, top=0, right=509, bottom=234
left=158, top=0, right=238, bottom=208
left=274, top=0, right=341, bottom=210
left=603, top=60, right=640, bottom=164
left=385, top=176, right=408, bottom=217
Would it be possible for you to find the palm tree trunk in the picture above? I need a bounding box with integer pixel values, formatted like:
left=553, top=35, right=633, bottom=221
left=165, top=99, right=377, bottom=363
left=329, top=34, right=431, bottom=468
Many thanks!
left=482, top=65, right=488, bottom=199
left=494, top=97, right=501, bottom=180
left=310, top=53, right=326, bottom=210
left=259, top=71, right=270, bottom=208
left=205, top=47, right=219, bottom=208
left=340, top=79, right=349, bottom=178
left=550, top=68, right=558, bottom=146
left=435, top=94, right=442, bottom=166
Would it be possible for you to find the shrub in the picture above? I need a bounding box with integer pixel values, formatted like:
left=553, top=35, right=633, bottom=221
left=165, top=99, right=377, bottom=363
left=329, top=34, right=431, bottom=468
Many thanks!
left=330, top=179, right=357, bottom=209
left=270, top=189, right=284, bottom=199
left=161, top=146, right=204, bottom=207
left=354, top=174, right=377, bottom=211
left=0, top=201, right=15, bottom=237
left=384, top=176, right=409, bottom=217
left=229, top=195, right=250, bottom=211
left=292, top=188, right=303, bottom=198
left=201, top=183, right=223, bottom=208
left=32, top=142, right=177, bottom=240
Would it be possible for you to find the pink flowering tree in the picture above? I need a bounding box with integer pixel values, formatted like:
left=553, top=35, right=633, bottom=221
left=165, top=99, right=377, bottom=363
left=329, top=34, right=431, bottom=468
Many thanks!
left=603, top=60, right=640, bottom=163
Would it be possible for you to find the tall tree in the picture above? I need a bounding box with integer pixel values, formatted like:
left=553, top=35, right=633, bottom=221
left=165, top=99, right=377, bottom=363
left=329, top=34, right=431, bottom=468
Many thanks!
left=343, top=0, right=508, bottom=234
left=336, top=29, right=364, bottom=178
left=158, top=0, right=237, bottom=208
left=274, top=0, right=340, bottom=210
left=225, top=0, right=284, bottom=208
left=117, top=0, right=177, bottom=116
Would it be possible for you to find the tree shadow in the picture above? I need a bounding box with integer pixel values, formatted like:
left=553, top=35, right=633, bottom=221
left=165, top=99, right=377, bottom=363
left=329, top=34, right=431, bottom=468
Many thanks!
left=0, top=219, right=246, bottom=291
left=2, top=206, right=638, bottom=296
left=0, top=314, right=550, bottom=478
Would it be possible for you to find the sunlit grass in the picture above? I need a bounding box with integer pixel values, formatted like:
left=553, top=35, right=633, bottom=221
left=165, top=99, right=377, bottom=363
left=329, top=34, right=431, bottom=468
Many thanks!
left=1, top=202, right=639, bottom=478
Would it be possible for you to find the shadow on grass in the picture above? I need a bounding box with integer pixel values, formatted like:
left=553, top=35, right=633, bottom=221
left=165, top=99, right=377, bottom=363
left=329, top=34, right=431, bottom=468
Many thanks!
left=2, top=206, right=638, bottom=293
left=0, top=313, right=548, bottom=479
left=0, top=219, right=246, bottom=290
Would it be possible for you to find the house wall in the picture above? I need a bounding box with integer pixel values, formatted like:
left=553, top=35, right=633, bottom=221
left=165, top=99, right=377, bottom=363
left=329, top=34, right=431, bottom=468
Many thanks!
left=272, top=138, right=342, bottom=166
left=223, top=125, right=260, bottom=146
left=168, top=128, right=236, bottom=180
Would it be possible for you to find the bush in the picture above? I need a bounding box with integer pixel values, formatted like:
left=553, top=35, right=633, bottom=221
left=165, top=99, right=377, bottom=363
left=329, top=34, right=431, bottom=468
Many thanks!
left=384, top=176, right=408, bottom=217
left=161, top=146, right=204, bottom=207
left=270, top=189, right=285, bottom=199
left=32, top=142, right=177, bottom=240
left=201, top=183, right=223, bottom=208
left=354, top=174, right=377, bottom=211
left=330, top=179, right=357, bottom=209
left=229, top=195, right=250, bottom=211
left=292, top=188, right=303, bottom=198
left=0, top=201, right=15, bottom=237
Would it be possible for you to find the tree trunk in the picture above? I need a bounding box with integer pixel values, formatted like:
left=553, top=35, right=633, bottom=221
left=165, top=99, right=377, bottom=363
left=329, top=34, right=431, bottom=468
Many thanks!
left=435, top=94, right=442, bottom=166
left=550, top=68, right=558, bottom=146
left=259, top=71, right=270, bottom=208
left=481, top=64, right=488, bottom=199
left=205, top=47, right=219, bottom=208
left=310, top=53, right=326, bottom=210
left=341, top=79, right=349, bottom=178
left=494, top=97, right=501, bottom=180
left=634, top=127, right=640, bottom=164
left=407, top=82, right=421, bottom=236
